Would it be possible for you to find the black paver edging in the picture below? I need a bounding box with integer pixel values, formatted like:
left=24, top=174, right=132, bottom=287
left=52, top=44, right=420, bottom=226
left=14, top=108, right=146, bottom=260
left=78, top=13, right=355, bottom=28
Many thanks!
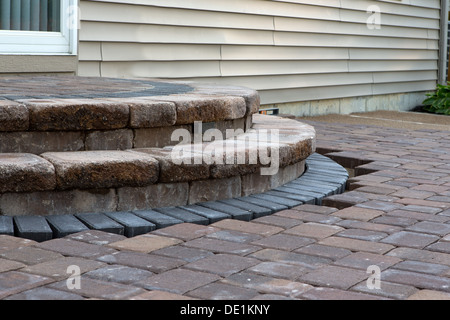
left=0, top=153, right=348, bottom=241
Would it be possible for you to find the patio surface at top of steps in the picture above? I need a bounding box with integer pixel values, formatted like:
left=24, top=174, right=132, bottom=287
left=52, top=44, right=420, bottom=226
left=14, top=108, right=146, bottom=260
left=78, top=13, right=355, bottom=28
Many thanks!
left=0, top=75, right=260, bottom=132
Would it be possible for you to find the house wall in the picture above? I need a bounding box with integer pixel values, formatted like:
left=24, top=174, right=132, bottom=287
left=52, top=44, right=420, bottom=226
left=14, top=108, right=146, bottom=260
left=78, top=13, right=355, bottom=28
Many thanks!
left=77, top=0, right=442, bottom=115
left=0, top=55, right=78, bottom=75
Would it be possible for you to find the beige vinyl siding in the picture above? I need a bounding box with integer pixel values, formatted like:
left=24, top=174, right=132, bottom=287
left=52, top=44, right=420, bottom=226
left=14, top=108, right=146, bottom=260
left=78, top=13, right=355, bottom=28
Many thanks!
left=78, top=0, right=441, bottom=106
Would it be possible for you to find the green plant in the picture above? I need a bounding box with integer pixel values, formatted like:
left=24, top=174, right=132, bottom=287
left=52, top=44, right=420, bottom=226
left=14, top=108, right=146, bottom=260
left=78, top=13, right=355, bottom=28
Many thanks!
left=422, top=83, right=450, bottom=115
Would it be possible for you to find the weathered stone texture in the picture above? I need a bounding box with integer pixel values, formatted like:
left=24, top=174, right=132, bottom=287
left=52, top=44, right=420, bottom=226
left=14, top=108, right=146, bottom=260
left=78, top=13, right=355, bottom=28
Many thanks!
left=0, top=131, right=84, bottom=154
left=0, top=154, right=56, bottom=193
left=25, top=99, right=129, bottom=131
left=117, top=183, right=189, bottom=211
left=41, top=151, right=159, bottom=190
left=189, top=176, right=241, bottom=204
left=0, top=101, right=29, bottom=132
left=129, top=100, right=177, bottom=128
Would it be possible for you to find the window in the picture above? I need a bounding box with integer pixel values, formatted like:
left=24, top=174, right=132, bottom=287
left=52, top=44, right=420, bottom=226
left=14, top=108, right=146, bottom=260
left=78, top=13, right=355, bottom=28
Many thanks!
left=0, top=0, right=77, bottom=54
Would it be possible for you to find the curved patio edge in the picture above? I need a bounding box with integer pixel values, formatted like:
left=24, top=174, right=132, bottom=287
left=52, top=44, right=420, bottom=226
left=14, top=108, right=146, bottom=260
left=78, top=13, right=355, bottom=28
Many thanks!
left=0, top=153, right=349, bottom=241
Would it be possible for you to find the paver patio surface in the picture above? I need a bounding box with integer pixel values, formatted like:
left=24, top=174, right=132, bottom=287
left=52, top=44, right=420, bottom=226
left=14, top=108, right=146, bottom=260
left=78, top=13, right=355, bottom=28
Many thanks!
left=1, top=111, right=450, bottom=300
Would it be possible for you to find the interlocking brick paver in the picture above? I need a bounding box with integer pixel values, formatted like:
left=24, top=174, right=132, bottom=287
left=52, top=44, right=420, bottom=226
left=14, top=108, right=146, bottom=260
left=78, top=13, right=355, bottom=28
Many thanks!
left=300, top=287, right=386, bottom=300
left=96, top=251, right=186, bottom=273
left=107, top=234, right=183, bottom=253
left=221, top=272, right=313, bottom=298
left=402, top=205, right=443, bottom=215
left=250, top=234, right=315, bottom=251
left=183, top=237, right=261, bottom=256
left=318, top=236, right=395, bottom=254
left=205, top=230, right=263, bottom=243
left=211, top=219, right=283, bottom=236
left=130, top=290, right=196, bottom=300
left=84, top=265, right=154, bottom=285
left=335, top=228, right=388, bottom=242
left=283, top=222, right=343, bottom=239
left=0, top=246, right=63, bottom=265
left=152, top=245, right=214, bottom=263
left=426, top=242, right=450, bottom=254
left=351, top=281, right=419, bottom=300
left=292, top=204, right=339, bottom=215
left=391, top=189, right=435, bottom=200
left=299, top=265, right=369, bottom=290
left=387, top=247, right=450, bottom=266
left=0, top=235, right=36, bottom=254
left=387, top=209, right=450, bottom=223
left=248, top=261, right=311, bottom=280
left=187, top=282, right=259, bottom=300
left=381, top=269, right=450, bottom=292
left=371, top=216, right=418, bottom=227
left=395, top=198, right=450, bottom=209
left=336, top=219, right=402, bottom=234
left=48, top=277, right=146, bottom=300
left=20, top=257, right=105, bottom=281
left=4, top=287, right=85, bottom=300
left=355, top=201, right=405, bottom=212
left=0, top=258, right=25, bottom=273
left=275, top=210, right=342, bottom=225
left=331, top=207, right=384, bottom=221
left=138, top=269, right=221, bottom=294
left=381, top=231, right=439, bottom=249
left=294, top=244, right=352, bottom=260
left=35, top=238, right=117, bottom=259
left=393, top=260, right=449, bottom=276
left=151, top=223, right=219, bottom=241
left=407, top=290, right=450, bottom=300
left=406, top=221, right=450, bottom=236
left=184, top=253, right=260, bottom=277
left=249, top=248, right=332, bottom=269
left=251, top=215, right=303, bottom=229
left=0, top=271, right=53, bottom=299
left=66, top=230, right=127, bottom=245
left=334, top=252, right=401, bottom=271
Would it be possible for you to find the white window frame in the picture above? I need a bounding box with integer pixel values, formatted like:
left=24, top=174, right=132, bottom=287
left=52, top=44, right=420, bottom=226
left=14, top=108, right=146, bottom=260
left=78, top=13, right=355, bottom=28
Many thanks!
left=0, top=0, right=78, bottom=55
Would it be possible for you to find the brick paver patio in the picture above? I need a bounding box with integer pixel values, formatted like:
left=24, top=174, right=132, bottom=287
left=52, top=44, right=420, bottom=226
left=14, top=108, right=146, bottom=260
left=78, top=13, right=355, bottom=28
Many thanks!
left=1, top=116, right=450, bottom=301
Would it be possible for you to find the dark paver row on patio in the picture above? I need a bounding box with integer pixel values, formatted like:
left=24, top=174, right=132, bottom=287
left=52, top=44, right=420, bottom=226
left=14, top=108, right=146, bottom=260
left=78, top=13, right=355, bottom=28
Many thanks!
left=1, top=118, right=450, bottom=300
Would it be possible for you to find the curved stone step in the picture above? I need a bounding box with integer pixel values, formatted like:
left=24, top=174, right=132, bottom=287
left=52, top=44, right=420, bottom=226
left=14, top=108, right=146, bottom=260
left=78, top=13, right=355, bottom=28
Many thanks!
left=0, top=77, right=259, bottom=154
left=0, top=153, right=349, bottom=241
left=0, top=114, right=315, bottom=216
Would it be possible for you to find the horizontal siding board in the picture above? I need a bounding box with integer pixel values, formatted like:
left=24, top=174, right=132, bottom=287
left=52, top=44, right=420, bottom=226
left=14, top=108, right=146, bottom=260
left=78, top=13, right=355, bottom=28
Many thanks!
left=349, top=48, right=438, bottom=60
left=180, top=73, right=374, bottom=91
left=274, top=32, right=431, bottom=49
left=349, top=60, right=438, bottom=72
left=275, top=17, right=431, bottom=39
left=80, top=23, right=275, bottom=45
left=220, top=60, right=349, bottom=77
left=259, top=84, right=374, bottom=104
left=372, top=80, right=437, bottom=95
left=100, top=61, right=222, bottom=78
left=340, top=0, right=440, bottom=19
left=372, top=70, right=438, bottom=83
left=101, top=43, right=221, bottom=61
left=221, top=45, right=350, bottom=61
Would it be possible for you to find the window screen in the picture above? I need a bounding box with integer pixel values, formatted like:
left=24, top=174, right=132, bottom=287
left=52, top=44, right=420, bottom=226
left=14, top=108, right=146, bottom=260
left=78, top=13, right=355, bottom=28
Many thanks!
left=0, top=0, right=60, bottom=32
